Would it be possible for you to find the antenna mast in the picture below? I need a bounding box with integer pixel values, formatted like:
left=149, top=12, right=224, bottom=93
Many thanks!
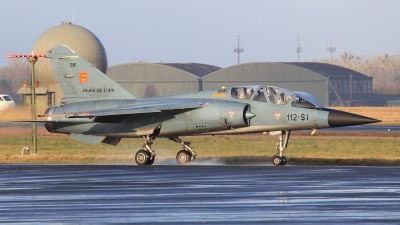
left=233, top=36, right=244, bottom=65
left=326, top=38, right=336, bottom=63
left=295, top=35, right=302, bottom=62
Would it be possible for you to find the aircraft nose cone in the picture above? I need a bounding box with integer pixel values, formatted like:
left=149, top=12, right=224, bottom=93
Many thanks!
left=327, top=109, right=381, bottom=127
left=245, top=111, right=256, bottom=120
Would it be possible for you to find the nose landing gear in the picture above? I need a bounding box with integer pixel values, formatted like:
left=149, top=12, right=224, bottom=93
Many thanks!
left=270, top=130, right=291, bottom=166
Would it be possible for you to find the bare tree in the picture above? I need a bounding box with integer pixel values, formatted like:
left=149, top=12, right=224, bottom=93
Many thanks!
left=312, top=53, right=400, bottom=94
left=0, top=61, right=30, bottom=92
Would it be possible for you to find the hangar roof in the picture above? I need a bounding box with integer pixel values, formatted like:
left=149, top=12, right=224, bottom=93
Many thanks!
left=160, top=63, right=221, bottom=77
left=283, top=62, right=371, bottom=79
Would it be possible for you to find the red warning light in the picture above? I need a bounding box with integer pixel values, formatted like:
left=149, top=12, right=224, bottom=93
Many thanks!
left=36, top=81, right=40, bottom=87
left=23, top=81, right=27, bottom=87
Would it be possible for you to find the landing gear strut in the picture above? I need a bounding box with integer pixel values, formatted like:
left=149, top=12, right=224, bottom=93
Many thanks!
left=169, top=137, right=197, bottom=164
left=135, top=135, right=156, bottom=166
left=270, top=130, right=291, bottom=166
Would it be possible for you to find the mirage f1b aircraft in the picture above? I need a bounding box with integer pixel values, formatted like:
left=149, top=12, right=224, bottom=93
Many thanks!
left=28, top=45, right=381, bottom=166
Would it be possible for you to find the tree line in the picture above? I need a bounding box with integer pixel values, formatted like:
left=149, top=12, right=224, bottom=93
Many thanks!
left=0, top=61, right=29, bottom=92
left=312, top=52, right=400, bottom=94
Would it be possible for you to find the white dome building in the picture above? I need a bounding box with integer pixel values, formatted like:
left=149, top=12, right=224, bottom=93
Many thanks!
left=18, top=22, right=108, bottom=106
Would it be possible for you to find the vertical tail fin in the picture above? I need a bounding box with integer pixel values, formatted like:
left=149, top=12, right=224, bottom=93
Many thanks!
left=47, top=45, right=135, bottom=99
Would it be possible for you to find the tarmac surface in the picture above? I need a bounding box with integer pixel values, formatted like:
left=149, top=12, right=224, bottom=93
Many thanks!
left=1, top=164, right=400, bottom=224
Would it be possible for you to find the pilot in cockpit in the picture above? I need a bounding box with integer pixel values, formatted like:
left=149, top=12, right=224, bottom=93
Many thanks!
left=237, top=88, right=245, bottom=99
left=276, top=92, right=285, bottom=104
left=245, top=88, right=253, bottom=98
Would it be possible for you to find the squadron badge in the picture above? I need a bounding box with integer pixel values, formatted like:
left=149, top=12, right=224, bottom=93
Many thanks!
left=80, top=71, right=88, bottom=84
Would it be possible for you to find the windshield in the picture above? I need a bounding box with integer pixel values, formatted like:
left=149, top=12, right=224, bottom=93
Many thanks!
left=3, top=95, right=13, bottom=101
left=291, top=95, right=317, bottom=109
left=267, top=86, right=294, bottom=105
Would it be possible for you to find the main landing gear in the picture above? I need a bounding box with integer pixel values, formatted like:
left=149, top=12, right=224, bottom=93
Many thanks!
left=134, top=135, right=197, bottom=166
left=135, top=135, right=156, bottom=166
left=270, top=130, right=291, bottom=166
left=169, top=137, right=197, bottom=164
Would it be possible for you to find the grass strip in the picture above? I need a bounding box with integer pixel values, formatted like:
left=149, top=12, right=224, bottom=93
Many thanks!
left=1, top=130, right=399, bottom=166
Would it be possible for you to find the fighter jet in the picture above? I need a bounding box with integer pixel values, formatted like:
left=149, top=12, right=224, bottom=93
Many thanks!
left=25, top=45, right=381, bottom=166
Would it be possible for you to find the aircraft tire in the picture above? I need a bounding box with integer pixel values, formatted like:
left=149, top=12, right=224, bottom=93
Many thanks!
left=135, top=150, right=151, bottom=166
left=281, top=156, right=287, bottom=165
left=273, top=156, right=282, bottom=166
left=176, top=150, right=191, bottom=164
left=146, top=155, right=155, bottom=165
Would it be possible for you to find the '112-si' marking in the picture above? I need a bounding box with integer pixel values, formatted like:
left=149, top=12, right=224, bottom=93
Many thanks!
left=287, top=113, right=308, bottom=121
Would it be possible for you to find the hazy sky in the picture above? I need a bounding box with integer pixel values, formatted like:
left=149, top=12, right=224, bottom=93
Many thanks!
left=1, top=0, right=399, bottom=68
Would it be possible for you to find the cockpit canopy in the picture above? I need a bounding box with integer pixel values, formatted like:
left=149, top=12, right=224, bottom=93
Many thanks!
left=267, top=86, right=292, bottom=105
left=231, top=86, right=254, bottom=100
left=230, top=86, right=321, bottom=109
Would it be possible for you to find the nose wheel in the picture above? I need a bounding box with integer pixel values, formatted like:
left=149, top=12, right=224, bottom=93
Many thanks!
left=273, top=156, right=287, bottom=166
left=270, top=130, right=291, bottom=166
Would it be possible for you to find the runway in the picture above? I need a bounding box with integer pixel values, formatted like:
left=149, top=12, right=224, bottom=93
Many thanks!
left=1, top=165, right=399, bottom=224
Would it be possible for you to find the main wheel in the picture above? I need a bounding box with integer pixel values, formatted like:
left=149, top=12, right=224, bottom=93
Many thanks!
left=146, top=156, right=155, bottom=165
left=176, top=150, right=191, bottom=164
left=135, top=150, right=151, bottom=166
left=273, top=156, right=282, bottom=166
left=281, top=156, right=287, bottom=165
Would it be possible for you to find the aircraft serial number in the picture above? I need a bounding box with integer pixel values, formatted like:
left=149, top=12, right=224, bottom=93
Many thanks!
left=287, top=113, right=309, bottom=121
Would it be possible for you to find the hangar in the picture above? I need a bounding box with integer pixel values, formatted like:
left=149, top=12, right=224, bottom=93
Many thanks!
left=107, top=62, right=221, bottom=98
left=108, top=61, right=373, bottom=106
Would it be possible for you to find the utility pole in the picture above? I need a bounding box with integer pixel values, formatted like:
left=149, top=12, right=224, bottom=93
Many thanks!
left=7, top=53, right=46, bottom=155
left=326, top=38, right=336, bottom=63
left=28, top=55, right=38, bottom=154
left=233, top=36, right=244, bottom=65
left=295, top=35, right=302, bottom=62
